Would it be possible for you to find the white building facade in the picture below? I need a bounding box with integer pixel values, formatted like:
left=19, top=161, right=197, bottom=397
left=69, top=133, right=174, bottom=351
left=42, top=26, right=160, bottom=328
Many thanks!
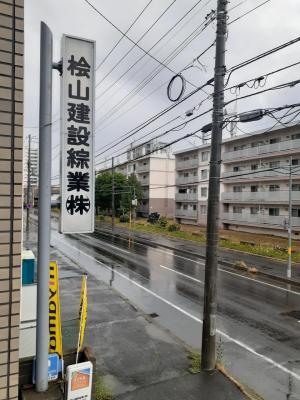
left=175, top=124, right=300, bottom=238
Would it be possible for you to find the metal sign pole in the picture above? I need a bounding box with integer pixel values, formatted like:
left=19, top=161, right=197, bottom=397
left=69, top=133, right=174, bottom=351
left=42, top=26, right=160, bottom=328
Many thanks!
left=36, top=21, right=53, bottom=392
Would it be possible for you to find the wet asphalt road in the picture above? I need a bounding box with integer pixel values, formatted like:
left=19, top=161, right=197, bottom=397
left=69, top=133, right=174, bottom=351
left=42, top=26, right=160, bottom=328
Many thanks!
left=46, top=219, right=300, bottom=400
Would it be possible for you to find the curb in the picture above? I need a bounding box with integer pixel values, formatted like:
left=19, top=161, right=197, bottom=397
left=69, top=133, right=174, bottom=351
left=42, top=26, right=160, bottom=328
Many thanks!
left=95, top=225, right=300, bottom=288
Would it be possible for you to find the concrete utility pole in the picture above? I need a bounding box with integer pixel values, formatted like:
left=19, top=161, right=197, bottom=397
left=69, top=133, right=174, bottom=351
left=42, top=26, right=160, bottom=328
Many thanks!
left=201, top=0, right=227, bottom=371
left=36, top=22, right=53, bottom=392
left=26, top=134, right=31, bottom=233
left=287, top=156, right=293, bottom=279
left=112, top=156, right=115, bottom=232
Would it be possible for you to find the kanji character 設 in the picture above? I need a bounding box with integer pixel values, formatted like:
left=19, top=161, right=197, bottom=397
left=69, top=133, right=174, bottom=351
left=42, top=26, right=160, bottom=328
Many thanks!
left=67, top=171, right=90, bottom=192
left=67, top=103, right=90, bottom=124
left=67, top=148, right=90, bottom=169
left=67, top=55, right=91, bottom=78
left=67, top=125, right=90, bottom=146
left=66, top=194, right=90, bottom=215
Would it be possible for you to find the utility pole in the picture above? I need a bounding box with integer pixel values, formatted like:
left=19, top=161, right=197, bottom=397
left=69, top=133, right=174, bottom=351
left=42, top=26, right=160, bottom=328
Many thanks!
left=287, top=156, right=292, bottom=279
left=201, top=0, right=227, bottom=371
left=26, top=134, right=31, bottom=233
left=36, top=22, right=53, bottom=392
left=112, top=156, right=115, bottom=232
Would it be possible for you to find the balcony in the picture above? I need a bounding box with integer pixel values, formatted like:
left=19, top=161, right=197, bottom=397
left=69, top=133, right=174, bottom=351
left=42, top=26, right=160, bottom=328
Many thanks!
left=175, top=193, right=198, bottom=202
left=221, top=191, right=300, bottom=203
left=223, top=139, right=300, bottom=162
left=176, top=158, right=199, bottom=170
left=136, top=163, right=149, bottom=173
left=138, top=177, right=149, bottom=186
left=176, top=176, right=198, bottom=185
left=222, top=169, right=290, bottom=181
left=175, top=209, right=198, bottom=219
left=222, top=212, right=300, bottom=228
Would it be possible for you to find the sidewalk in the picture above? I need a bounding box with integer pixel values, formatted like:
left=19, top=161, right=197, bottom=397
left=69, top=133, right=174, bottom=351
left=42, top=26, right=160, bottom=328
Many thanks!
left=25, top=227, right=249, bottom=399
left=96, top=221, right=300, bottom=283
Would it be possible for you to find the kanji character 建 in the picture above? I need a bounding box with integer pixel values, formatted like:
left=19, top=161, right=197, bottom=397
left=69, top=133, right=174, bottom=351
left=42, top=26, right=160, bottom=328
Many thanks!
left=67, top=171, right=90, bottom=192
left=68, top=103, right=90, bottom=124
left=68, top=80, right=89, bottom=101
left=67, top=55, right=91, bottom=78
left=66, top=194, right=90, bottom=215
left=67, top=125, right=90, bottom=146
left=67, top=148, right=90, bottom=169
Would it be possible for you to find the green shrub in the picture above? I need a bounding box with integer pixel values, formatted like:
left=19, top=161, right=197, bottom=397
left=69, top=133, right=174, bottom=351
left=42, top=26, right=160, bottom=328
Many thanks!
left=99, top=215, right=105, bottom=221
left=168, top=223, right=181, bottom=232
left=157, top=216, right=168, bottom=229
left=147, top=212, right=160, bottom=224
left=119, top=214, right=129, bottom=223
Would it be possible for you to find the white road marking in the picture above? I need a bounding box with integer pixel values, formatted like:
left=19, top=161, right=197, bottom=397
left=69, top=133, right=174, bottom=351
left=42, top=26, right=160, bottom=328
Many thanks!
left=160, top=264, right=203, bottom=284
left=96, top=229, right=300, bottom=296
left=56, top=238, right=300, bottom=382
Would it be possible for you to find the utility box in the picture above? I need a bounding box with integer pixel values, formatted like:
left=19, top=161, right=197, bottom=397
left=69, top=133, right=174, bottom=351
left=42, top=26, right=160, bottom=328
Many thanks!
left=22, top=250, right=35, bottom=285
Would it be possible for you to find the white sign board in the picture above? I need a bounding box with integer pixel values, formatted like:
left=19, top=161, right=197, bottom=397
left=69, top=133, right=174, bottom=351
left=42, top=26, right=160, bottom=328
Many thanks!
left=66, top=361, right=93, bottom=400
left=60, top=35, right=95, bottom=233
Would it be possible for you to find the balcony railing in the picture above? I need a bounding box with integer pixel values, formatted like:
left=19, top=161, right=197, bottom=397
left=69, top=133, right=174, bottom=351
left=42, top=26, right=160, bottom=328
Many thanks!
left=222, top=212, right=300, bottom=227
left=222, top=169, right=290, bottom=180
left=223, top=138, right=300, bottom=162
left=176, top=176, right=199, bottom=185
left=176, top=158, right=199, bottom=170
left=221, top=191, right=300, bottom=203
left=138, top=177, right=149, bottom=186
left=175, top=209, right=198, bottom=219
left=175, top=193, right=198, bottom=201
left=136, top=164, right=149, bottom=173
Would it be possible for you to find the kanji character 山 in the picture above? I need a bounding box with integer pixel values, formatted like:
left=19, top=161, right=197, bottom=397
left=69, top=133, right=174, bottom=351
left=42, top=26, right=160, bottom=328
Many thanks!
left=68, top=80, right=89, bottom=101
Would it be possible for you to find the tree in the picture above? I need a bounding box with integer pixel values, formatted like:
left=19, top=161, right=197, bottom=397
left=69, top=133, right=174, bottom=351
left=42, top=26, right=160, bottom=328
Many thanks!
left=95, top=171, right=126, bottom=213
left=120, top=174, right=143, bottom=213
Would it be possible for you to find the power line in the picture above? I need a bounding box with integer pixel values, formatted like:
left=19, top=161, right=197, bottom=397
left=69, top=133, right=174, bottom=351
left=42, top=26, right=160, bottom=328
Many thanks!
left=95, top=0, right=153, bottom=71
left=229, top=0, right=271, bottom=25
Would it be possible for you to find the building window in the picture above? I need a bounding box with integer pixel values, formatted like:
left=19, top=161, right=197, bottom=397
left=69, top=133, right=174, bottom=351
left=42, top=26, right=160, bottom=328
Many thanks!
left=201, top=187, right=207, bottom=197
left=193, top=170, right=197, bottom=176
left=178, top=188, right=187, bottom=194
left=292, top=208, right=300, bottom=217
left=183, top=156, right=189, bottom=161
left=201, top=169, right=208, bottom=179
left=269, top=161, right=280, bottom=168
left=269, top=208, right=279, bottom=216
left=133, top=164, right=136, bottom=171
left=233, top=186, right=242, bottom=193
left=193, top=204, right=197, bottom=211
left=192, top=187, right=197, bottom=193
left=251, top=164, right=258, bottom=170
left=183, top=204, right=188, bottom=210
left=201, top=151, right=209, bottom=161
left=193, top=153, right=198, bottom=159
left=250, top=207, right=259, bottom=215
left=233, top=206, right=243, bottom=213
left=270, top=137, right=280, bottom=144
left=143, top=175, right=147, bottom=179
left=200, top=205, right=207, bottom=215
left=292, top=184, right=300, bottom=191
left=292, top=133, right=300, bottom=140
left=269, top=185, right=280, bottom=191
left=233, top=166, right=240, bottom=172
left=184, top=172, right=189, bottom=177
left=292, top=159, right=300, bottom=165
left=251, top=186, right=258, bottom=192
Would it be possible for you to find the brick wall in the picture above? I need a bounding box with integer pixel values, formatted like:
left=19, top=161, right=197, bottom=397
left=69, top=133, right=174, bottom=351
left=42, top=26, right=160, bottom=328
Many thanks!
left=0, top=0, right=23, bottom=399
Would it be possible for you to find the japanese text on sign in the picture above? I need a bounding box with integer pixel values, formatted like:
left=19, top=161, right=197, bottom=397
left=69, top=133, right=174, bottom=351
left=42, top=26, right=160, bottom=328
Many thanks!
left=60, top=35, right=95, bottom=233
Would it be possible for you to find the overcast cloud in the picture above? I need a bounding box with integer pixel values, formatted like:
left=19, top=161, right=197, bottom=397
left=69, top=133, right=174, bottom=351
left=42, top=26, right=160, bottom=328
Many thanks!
left=24, top=0, right=300, bottom=180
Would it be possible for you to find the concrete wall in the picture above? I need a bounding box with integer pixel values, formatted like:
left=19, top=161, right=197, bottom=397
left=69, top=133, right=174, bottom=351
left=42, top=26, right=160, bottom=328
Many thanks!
left=0, top=1, right=23, bottom=398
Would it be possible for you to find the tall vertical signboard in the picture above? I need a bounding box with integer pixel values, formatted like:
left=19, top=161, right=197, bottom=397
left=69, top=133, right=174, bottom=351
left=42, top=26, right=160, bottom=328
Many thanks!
left=60, top=35, right=95, bottom=233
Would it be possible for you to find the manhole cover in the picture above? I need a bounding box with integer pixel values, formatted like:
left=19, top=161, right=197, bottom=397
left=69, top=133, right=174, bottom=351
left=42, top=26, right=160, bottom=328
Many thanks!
left=148, top=313, right=159, bottom=318
left=283, top=310, right=300, bottom=320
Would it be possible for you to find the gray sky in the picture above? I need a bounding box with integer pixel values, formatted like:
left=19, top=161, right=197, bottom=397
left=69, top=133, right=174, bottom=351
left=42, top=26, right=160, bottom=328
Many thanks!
left=24, top=0, right=300, bottom=180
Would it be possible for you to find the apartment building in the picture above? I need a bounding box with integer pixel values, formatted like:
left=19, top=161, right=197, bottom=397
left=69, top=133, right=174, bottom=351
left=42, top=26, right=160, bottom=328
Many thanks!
left=101, top=141, right=175, bottom=217
left=0, top=1, right=24, bottom=398
left=175, top=123, right=300, bottom=238
left=23, top=145, right=38, bottom=187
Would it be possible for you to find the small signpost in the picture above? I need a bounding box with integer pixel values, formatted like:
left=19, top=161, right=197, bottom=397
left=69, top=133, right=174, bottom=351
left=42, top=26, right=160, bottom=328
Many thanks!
left=66, top=361, right=93, bottom=400
left=60, top=35, right=95, bottom=234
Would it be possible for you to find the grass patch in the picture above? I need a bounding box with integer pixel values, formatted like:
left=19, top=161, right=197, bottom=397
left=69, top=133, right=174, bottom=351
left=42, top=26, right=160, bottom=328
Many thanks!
left=187, top=351, right=201, bottom=374
left=95, top=376, right=113, bottom=400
